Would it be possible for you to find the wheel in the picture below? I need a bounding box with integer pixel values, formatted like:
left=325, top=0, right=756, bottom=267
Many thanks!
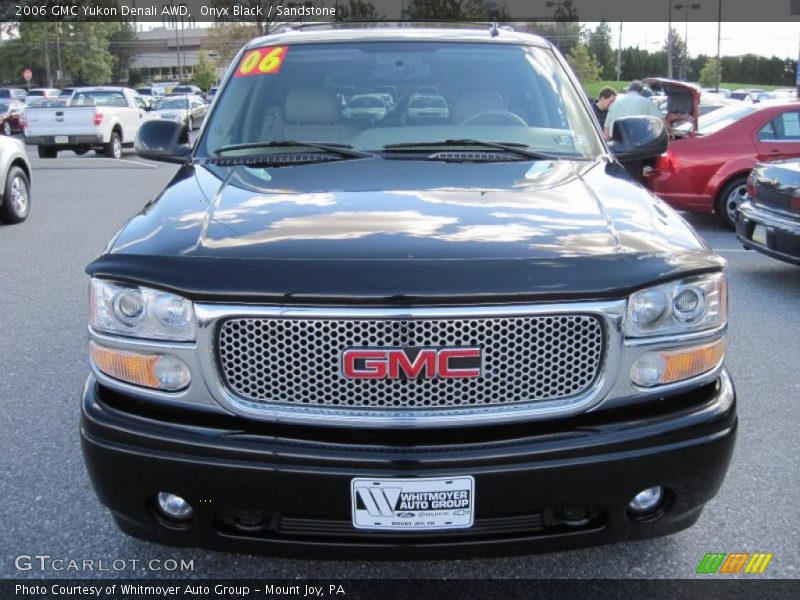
left=37, top=146, right=57, bottom=159
left=715, top=175, right=748, bottom=229
left=74, top=146, right=89, bottom=156
left=187, top=116, right=193, bottom=131
left=1, top=120, right=11, bottom=136
left=0, top=166, right=31, bottom=224
left=103, top=132, right=122, bottom=159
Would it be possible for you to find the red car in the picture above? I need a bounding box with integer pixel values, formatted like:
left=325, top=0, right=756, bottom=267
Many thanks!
left=0, top=99, right=25, bottom=136
left=645, top=93, right=800, bottom=228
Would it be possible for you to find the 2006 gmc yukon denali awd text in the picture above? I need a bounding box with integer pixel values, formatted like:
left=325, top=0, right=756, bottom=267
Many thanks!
left=80, top=27, right=736, bottom=559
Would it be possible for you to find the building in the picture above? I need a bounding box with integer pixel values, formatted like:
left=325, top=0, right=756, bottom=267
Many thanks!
left=129, top=25, right=214, bottom=82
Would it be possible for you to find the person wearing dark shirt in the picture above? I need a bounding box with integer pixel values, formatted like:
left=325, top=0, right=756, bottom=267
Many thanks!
left=591, top=86, right=617, bottom=129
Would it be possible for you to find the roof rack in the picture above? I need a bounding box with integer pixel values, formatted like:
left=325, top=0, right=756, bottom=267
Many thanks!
left=275, top=21, right=516, bottom=34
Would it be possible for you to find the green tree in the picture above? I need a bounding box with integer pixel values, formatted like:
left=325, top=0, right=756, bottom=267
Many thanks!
left=406, top=0, right=506, bottom=19
left=337, top=0, right=383, bottom=20
left=567, top=45, right=600, bottom=83
left=204, top=22, right=259, bottom=68
left=663, top=28, right=687, bottom=79
left=109, top=22, right=137, bottom=83
left=586, top=21, right=615, bottom=79
left=699, top=57, right=720, bottom=88
left=192, top=51, right=218, bottom=92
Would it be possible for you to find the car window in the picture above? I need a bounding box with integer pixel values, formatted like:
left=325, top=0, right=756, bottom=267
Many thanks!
left=762, top=111, right=800, bottom=140
left=199, top=41, right=602, bottom=159
left=133, top=96, right=146, bottom=110
left=697, top=105, right=757, bottom=135
left=71, top=91, right=127, bottom=107
left=160, top=98, right=188, bottom=109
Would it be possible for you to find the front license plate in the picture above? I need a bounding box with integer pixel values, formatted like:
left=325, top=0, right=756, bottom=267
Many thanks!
left=752, top=223, right=768, bottom=245
left=54, top=136, right=68, bottom=144
left=351, top=476, right=474, bottom=531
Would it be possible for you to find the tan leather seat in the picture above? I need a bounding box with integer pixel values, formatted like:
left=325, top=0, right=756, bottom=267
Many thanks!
left=282, top=88, right=360, bottom=142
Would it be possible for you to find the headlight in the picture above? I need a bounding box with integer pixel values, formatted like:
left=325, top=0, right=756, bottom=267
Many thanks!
left=90, top=279, right=195, bottom=341
left=626, top=273, right=726, bottom=337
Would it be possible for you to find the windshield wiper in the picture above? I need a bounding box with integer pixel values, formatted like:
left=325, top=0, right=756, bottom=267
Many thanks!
left=382, top=139, right=560, bottom=161
left=214, top=140, right=375, bottom=159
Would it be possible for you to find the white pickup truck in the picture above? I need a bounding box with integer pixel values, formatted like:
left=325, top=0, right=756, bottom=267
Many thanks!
left=24, top=87, right=158, bottom=159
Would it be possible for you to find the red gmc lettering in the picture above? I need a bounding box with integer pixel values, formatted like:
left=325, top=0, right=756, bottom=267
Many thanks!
left=342, top=348, right=481, bottom=380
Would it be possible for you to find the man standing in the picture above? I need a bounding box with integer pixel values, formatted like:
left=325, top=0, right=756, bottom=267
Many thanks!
left=603, top=80, right=662, bottom=140
left=604, top=80, right=663, bottom=183
left=591, top=87, right=617, bottom=129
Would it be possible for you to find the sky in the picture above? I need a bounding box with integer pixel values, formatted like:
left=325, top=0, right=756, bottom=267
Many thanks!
left=588, top=22, right=800, bottom=60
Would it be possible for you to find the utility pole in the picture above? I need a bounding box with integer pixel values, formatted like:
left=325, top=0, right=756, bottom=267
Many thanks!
left=616, top=22, right=622, bottom=81
left=667, top=2, right=673, bottom=79
left=43, top=23, right=52, bottom=88
left=716, top=0, right=721, bottom=92
left=55, top=22, right=63, bottom=88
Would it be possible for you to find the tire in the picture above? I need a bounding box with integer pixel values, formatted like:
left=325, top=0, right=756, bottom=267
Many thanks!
left=1, top=121, right=11, bottom=136
left=0, top=166, right=31, bottom=224
left=37, top=146, right=57, bottom=159
left=715, top=175, right=748, bottom=230
left=103, top=131, right=122, bottom=159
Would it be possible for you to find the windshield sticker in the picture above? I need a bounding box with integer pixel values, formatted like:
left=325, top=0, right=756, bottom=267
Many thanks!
left=234, top=47, right=287, bottom=78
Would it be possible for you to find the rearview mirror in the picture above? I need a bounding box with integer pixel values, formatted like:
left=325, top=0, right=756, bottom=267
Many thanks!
left=135, top=119, right=191, bottom=164
left=608, top=116, right=668, bottom=162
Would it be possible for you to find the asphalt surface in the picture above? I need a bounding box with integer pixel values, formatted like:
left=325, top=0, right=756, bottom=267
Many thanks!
left=1, top=145, right=798, bottom=580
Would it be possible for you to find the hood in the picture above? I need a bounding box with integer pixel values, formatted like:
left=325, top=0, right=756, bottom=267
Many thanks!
left=645, top=78, right=700, bottom=135
left=87, top=158, right=721, bottom=303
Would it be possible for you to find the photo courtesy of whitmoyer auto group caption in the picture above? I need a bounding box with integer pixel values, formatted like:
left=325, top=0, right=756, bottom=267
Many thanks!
left=1, top=0, right=799, bottom=597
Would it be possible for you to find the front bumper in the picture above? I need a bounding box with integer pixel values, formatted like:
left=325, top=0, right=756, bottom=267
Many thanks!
left=736, top=201, right=800, bottom=266
left=81, top=370, right=737, bottom=559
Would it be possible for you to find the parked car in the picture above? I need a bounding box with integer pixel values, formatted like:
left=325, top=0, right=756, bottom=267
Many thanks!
left=736, top=159, right=800, bottom=265
left=156, top=95, right=207, bottom=130
left=169, top=84, right=203, bottom=96
left=701, top=87, right=731, bottom=99
left=24, top=87, right=158, bottom=159
left=343, top=93, right=388, bottom=122
left=0, top=136, right=31, bottom=224
left=645, top=101, right=800, bottom=228
left=0, top=88, right=28, bottom=101
left=60, top=87, right=76, bottom=98
left=83, top=27, right=736, bottom=557
left=770, top=88, right=797, bottom=101
left=205, top=86, right=219, bottom=103
left=0, top=99, right=26, bottom=135
left=25, top=88, right=62, bottom=107
left=135, top=86, right=166, bottom=105
left=406, top=93, right=450, bottom=122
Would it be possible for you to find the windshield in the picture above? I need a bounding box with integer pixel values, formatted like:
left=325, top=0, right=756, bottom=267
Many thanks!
left=160, top=98, right=189, bottom=109
left=199, top=41, right=603, bottom=159
left=27, top=90, right=45, bottom=97
left=697, top=105, right=757, bottom=135
left=70, top=90, right=127, bottom=107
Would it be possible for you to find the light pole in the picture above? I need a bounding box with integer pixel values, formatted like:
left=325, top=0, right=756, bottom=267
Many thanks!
left=716, top=0, right=722, bottom=92
left=616, top=22, right=623, bottom=81
left=673, top=3, right=701, bottom=80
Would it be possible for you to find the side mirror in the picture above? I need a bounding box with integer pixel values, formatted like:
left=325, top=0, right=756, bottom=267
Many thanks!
left=608, top=116, right=668, bottom=162
left=135, top=119, right=191, bottom=164
left=142, top=104, right=154, bottom=112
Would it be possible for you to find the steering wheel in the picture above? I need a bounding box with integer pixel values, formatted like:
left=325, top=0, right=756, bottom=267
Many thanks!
left=460, top=110, right=528, bottom=126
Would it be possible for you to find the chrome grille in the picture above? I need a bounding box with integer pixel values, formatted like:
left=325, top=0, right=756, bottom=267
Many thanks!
left=216, top=314, right=604, bottom=410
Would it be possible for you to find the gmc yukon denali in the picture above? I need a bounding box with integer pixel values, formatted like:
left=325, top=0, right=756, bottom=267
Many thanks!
left=81, top=27, right=736, bottom=558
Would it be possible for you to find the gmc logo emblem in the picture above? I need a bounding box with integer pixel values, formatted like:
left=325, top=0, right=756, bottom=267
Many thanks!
left=341, top=347, right=482, bottom=380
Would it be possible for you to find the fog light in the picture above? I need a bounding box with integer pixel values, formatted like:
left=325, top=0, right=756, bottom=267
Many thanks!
left=156, top=492, right=193, bottom=522
left=628, top=486, right=664, bottom=514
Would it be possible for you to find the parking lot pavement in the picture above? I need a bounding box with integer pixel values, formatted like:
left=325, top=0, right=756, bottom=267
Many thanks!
left=1, top=155, right=798, bottom=579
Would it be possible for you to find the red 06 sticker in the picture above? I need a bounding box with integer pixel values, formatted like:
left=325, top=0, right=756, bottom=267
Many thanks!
left=234, top=46, right=287, bottom=78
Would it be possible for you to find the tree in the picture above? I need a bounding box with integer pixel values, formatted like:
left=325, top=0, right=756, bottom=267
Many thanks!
left=663, top=28, right=687, bottom=79
left=109, top=22, right=137, bottom=83
left=204, top=22, right=259, bottom=67
left=337, top=0, right=383, bottom=20
left=192, top=51, right=218, bottom=92
left=698, top=57, right=721, bottom=88
left=567, top=45, right=600, bottom=83
left=586, top=21, right=615, bottom=79
left=211, top=0, right=289, bottom=36
left=406, top=0, right=507, bottom=20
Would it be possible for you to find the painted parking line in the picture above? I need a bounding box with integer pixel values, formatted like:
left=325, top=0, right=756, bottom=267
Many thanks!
left=30, top=157, right=156, bottom=169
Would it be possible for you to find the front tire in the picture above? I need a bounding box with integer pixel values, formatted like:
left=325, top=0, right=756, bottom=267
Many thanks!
left=103, top=132, right=122, bottom=159
left=37, top=146, right=57, bottom=159
left=0, top=166, right=31, bottom=224
left=715, top=175, right=748, bottom=230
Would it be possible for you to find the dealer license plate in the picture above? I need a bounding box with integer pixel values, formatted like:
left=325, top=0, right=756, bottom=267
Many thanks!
left=351, top=476, right=474, bottom=531
left=752, top=223, right=767, bottom=245
left=54, top=136, right=68, bottom=144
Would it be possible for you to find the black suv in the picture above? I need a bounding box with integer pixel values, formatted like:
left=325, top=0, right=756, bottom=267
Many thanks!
left=81, top=27, right=735, bottom=558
